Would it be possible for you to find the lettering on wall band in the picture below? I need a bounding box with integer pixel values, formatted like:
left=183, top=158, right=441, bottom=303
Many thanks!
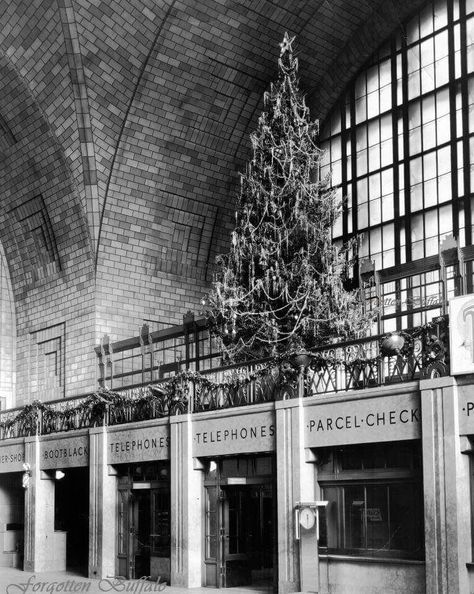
left=194, top=424, right=275, bottom=444
left=43, top=446, right=88, bottom=460
left=308, top=408, right=421, bottom=432
left=108, top=427, right=170, bottom=463
left=0, top=452, right=24, bottom=464
left=109, top=436, right=169, bottom=454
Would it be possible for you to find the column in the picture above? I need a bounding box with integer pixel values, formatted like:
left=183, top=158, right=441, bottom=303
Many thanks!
left=421, top=376, right=470, bottom=594
left=276, top=394, right=317, bottom=594
left=23, top=436, right=60, bottom=571
left=89, top=426, right=116, bottom=579
left=170, top=413, right=203, bottom=587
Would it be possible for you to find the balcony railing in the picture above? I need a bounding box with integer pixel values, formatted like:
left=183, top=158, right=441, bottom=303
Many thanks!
left=306, top=315, right=448, bottom=395
left=0, top=316, right=449, bottom=440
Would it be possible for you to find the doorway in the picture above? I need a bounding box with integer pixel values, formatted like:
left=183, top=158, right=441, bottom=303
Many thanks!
left=54, top=467, right=89, bottom=574
left=116, top=462, right=170, bottom=582
left=0, top=472, right=25, bottom=569
left=131, top=489, right=152, bottom=578
left=204, top=455, right=276, bottom=589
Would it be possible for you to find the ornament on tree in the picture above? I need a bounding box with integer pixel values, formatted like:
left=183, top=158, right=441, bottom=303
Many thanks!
left=205, top=33, right=374, bottom=361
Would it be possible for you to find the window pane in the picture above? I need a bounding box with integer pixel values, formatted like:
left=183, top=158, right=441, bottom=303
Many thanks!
left=379, top=60, right=391, bottom=86
left=389, top=484, right=423, bottom=556
left=344, top=485, right=365, bottom=549
left=420, top=38, right=434, bottom=66
left=434, top=31, right=449, bottom=60
left=320, top=486, right=339, bottom=549
left=358, top=202, right=369, bottom=228
left=435, top=56, right=449, bottom=87
left=382, top=193, right=394, bottom=220
left=356, top=97, right=367, bottom=123
left=424, top=151, right=437, bottom=181
left=423, top=94, right=436, bottom=121
left=421, top=64, right=435, bottom=93
left=366, top=486, right=389, bottom=551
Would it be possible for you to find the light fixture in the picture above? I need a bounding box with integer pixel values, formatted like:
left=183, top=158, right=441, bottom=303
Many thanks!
left=55, top=470, right=65, bottom=480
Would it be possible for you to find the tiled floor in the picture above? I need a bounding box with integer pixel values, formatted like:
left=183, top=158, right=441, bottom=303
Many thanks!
left=0, top=568, right=276, bottom=594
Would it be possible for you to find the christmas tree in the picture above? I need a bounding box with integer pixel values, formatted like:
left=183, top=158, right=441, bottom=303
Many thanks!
left=205, top=33, right=371, bottom=361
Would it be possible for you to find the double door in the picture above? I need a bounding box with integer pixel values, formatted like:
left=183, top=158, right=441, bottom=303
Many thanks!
left=205, top=482, right=274, bottom=588
left=117, top=486, right=170, bottom=580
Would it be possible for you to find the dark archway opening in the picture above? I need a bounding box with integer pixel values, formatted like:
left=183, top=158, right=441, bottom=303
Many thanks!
left=54, top=467, right=89, bottom=574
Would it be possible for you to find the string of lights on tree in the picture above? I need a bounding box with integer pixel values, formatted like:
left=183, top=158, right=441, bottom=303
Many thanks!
left=203, top=33, right=373, bottom=362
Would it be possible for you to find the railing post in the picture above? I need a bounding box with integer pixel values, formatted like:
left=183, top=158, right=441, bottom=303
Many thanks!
left=103, top=403, right=109, bottom=427
left=36, top=406, right=42, bottom=437
left=188, top=378, right=194, bottom=414
left=294, top=352, right=312, bottom=398
left=183, top=311, right=194, bottom=371
left=100, top=334, right=113, bottom=389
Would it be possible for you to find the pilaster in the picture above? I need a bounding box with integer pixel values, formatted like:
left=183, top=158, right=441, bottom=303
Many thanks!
left=276, top=394, right=316, bottom=593
left=23, top=436, right=60, bottom=571
left=421, top=376, right=470, bottom=594
left=89, top=426, right=116, bottom=579
left=170, top=413, right=203, bottom=587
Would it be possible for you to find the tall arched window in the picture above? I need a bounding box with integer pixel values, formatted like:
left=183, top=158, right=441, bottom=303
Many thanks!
left=321, top=0, right=474, bottom=332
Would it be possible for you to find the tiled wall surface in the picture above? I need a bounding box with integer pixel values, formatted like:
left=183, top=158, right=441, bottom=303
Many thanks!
left=0, top=0, right=426, bottom=404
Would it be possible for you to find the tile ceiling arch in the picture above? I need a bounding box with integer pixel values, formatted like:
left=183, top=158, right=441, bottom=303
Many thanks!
left=0, top=0, right=429, bottom=277
left=0, top=52, right=92, bottom=300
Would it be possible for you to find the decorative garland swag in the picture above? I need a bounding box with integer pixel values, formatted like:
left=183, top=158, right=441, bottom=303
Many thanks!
left=0, top=319, right=446, bottom=433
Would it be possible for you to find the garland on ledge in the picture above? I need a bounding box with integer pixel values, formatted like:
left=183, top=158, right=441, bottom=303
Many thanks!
left=0, top=318, right=448, bottom=434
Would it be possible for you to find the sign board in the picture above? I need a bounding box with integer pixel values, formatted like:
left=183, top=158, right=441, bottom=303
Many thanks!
left=458, top=387, right=474, bottom=435
left=108, top=425, right=169, bottom=464
left=366, top=508, right=383, bottom=522
left=449, top=294, right=474, bottom=375
left=0, top=442, right=25, bottom=473
left=40, top=435, right=89, bottom=469
left=193, top=411, right=275, bottom=456
left=305, top=392, right=421, bottom=447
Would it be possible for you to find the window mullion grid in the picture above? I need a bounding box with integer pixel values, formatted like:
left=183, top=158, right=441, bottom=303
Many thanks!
left=391, top=37, right=401, bottom=266
left=341, top=102, right=349, bottom=239
left=389, top=36, right=404, bottom=330
left=350, top=86, right=359, bottom=269
left=401, top=33, right=418, bottom=328
left=448, top=0, right=460, bottom=241
left=460, top=0, right=473, bottom=291
left=401, top=34, right=412, bottom=264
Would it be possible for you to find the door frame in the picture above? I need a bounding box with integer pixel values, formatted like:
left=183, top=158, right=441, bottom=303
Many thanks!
left=203, top=457, right=276, bottom=588
left=116, top=464, right=171, bottom=580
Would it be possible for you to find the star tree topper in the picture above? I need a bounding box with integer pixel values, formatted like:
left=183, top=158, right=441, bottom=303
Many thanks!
left=279, top=32, right=295, bottom=56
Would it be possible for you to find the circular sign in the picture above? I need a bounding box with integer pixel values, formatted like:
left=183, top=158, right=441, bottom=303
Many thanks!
left=299, top=507, right=315, bottom=529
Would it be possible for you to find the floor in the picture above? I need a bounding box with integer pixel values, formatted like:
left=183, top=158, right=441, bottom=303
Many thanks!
left=0, top=568, right=276, bottom=594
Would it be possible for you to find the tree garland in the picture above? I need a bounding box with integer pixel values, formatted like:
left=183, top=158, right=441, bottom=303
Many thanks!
left=204, top=33, right=374, bottom=362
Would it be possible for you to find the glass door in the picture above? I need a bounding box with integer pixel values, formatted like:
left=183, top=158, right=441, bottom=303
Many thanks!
left=221, top=487, right=251, bottom=587
left=131, top=490, right=151, bottom=578
left=203, top=456, right=276, bottom=589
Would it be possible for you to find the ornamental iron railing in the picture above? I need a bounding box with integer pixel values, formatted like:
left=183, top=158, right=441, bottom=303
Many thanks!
left=306, top=315, right=449, bottom=395
left=0, top=316, right=449, bottom=440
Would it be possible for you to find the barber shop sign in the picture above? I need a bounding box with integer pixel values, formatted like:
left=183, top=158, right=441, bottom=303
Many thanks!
left=450, top=294, right=474, bottom=375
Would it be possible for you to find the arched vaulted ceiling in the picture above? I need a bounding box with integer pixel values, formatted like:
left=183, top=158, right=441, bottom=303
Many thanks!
left=0, top=0, right=428, bottom=333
